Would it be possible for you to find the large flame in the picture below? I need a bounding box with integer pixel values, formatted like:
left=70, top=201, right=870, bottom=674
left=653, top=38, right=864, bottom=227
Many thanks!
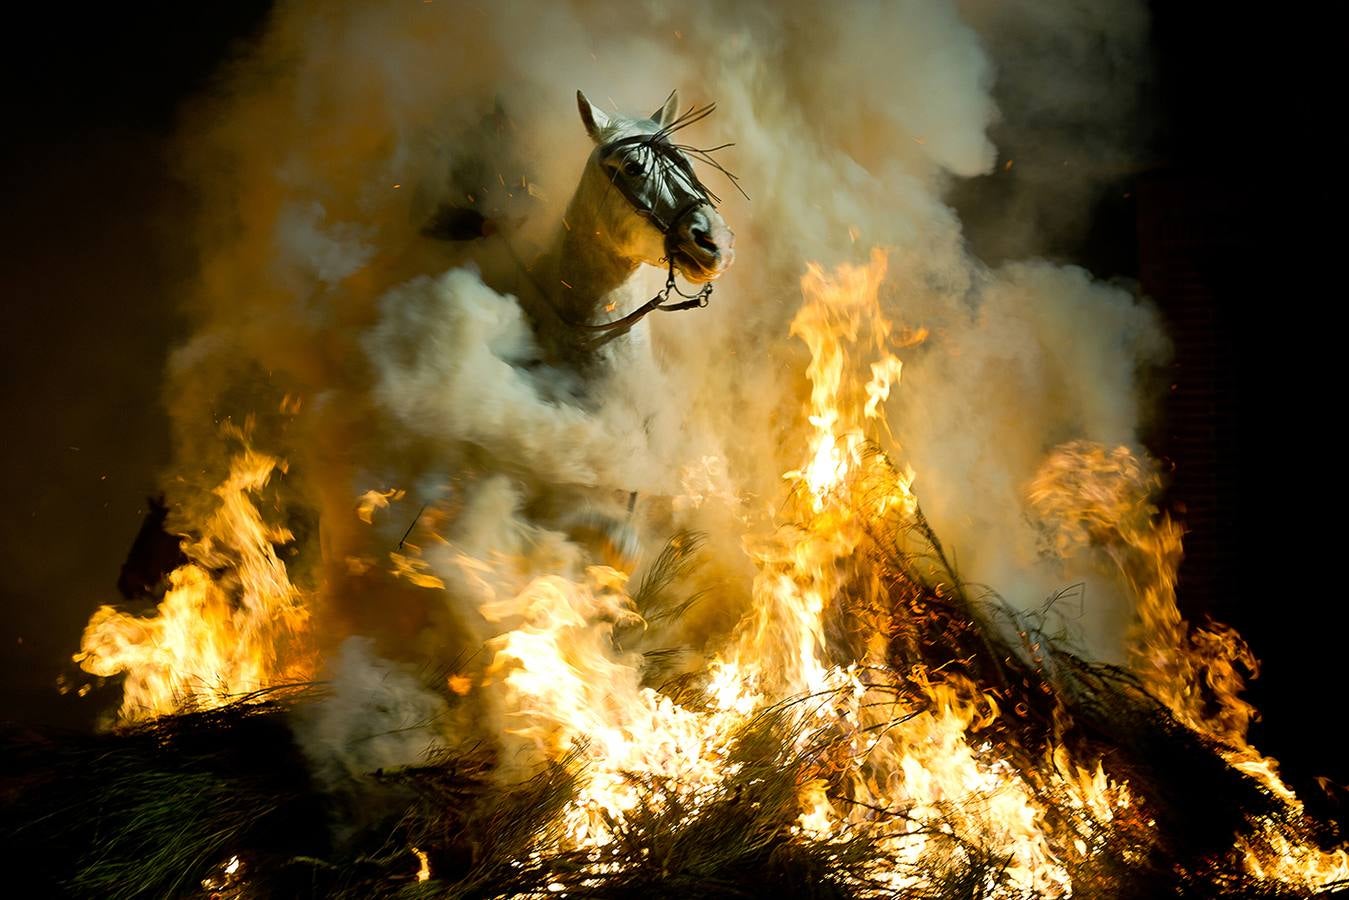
left=1029, top=442, right=1349, bottom=887
left=75, top=437, right=314, bottom=723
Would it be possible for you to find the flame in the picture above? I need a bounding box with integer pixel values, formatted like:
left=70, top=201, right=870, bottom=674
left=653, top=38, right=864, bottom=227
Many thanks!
left=476, top=249, right=1345, bottom=893
left=200, top=853, right=247, bottom=896
left=786, top=249, right=917, bottom=515
left=356, top=486, right=405, bottom=524
left=75, top=441, right=313, bottom=723
left=1029, top=441, right=1349, bottom=889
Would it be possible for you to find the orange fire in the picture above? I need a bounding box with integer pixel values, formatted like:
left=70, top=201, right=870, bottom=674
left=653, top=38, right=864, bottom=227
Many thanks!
left=75, top=437, right=314, bottom=723
left=1029, top=441, right=1349, bottom=888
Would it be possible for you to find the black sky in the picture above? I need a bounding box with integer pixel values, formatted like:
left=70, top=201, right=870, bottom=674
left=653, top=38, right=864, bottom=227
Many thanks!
left=0, top=2, right=273, bottom=729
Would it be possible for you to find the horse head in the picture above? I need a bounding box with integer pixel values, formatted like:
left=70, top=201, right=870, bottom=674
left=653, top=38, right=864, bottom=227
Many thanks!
left=575, top=90, right=736, bottom=285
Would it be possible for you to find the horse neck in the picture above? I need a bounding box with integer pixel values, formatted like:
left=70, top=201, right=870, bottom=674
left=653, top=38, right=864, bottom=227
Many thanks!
left=538, top=179, right=641, bottom=328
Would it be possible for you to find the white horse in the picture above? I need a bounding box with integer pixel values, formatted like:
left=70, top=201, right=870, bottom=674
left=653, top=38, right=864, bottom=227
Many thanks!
left=516, top=91, right=739, bottom=566
left=519, top=90, right=737, bottom=368
left=414, top=91, right=739, bottom=569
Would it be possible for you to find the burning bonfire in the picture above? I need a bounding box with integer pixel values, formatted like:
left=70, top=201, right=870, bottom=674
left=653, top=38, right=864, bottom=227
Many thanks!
left=1, top=3, right=1344, bottom=898
left=3, top=248, right=1341, bottom=898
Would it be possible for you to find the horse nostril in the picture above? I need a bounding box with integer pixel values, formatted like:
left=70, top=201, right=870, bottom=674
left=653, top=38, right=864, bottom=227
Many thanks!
left=691, top=225, right=718, bottom=255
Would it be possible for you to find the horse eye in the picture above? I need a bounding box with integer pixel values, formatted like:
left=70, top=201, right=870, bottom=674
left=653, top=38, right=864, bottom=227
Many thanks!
left=623, top=159, right=645, bottom=177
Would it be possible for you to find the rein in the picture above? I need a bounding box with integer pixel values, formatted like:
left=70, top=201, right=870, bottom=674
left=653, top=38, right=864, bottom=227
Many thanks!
left=500, top=235, right=713, bottom=350
left=569, top=258, right=713, bottom=344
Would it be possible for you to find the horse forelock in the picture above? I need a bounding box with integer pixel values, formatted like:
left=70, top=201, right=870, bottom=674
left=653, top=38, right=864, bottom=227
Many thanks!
left=589, top=102, right=746, bottom=219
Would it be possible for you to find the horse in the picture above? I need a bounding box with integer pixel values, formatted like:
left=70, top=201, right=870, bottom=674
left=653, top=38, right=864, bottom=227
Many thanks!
left=524, top=91, right=739, bottom=568
left=416, top=90, right=740, bottom=572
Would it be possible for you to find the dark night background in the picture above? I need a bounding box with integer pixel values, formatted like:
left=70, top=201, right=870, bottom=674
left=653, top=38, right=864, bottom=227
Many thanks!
left=1, top=2, right=1339, bottom=822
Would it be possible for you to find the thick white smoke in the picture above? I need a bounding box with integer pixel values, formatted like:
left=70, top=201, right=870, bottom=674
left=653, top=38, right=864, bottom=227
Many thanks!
left=296, top=637, right=452, bottom=788
left=157, top=0, right=1162, bottom=773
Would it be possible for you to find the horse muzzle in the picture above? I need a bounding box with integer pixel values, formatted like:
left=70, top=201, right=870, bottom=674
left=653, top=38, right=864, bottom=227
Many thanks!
left=669, top=206, right=735, bottom=283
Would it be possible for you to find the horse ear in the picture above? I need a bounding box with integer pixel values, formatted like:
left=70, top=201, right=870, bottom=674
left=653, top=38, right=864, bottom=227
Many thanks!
left=652, top=90, right=679, bottom=127
left=576, top=90, right=610, bottom=143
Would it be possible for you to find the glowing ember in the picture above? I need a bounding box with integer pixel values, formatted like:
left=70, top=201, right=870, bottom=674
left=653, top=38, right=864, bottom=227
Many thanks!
left=200, top=854, right=247, bottom=896
left=356, top=486, right=406, bottom=524
left=412, top=847, right=431, bottom=882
